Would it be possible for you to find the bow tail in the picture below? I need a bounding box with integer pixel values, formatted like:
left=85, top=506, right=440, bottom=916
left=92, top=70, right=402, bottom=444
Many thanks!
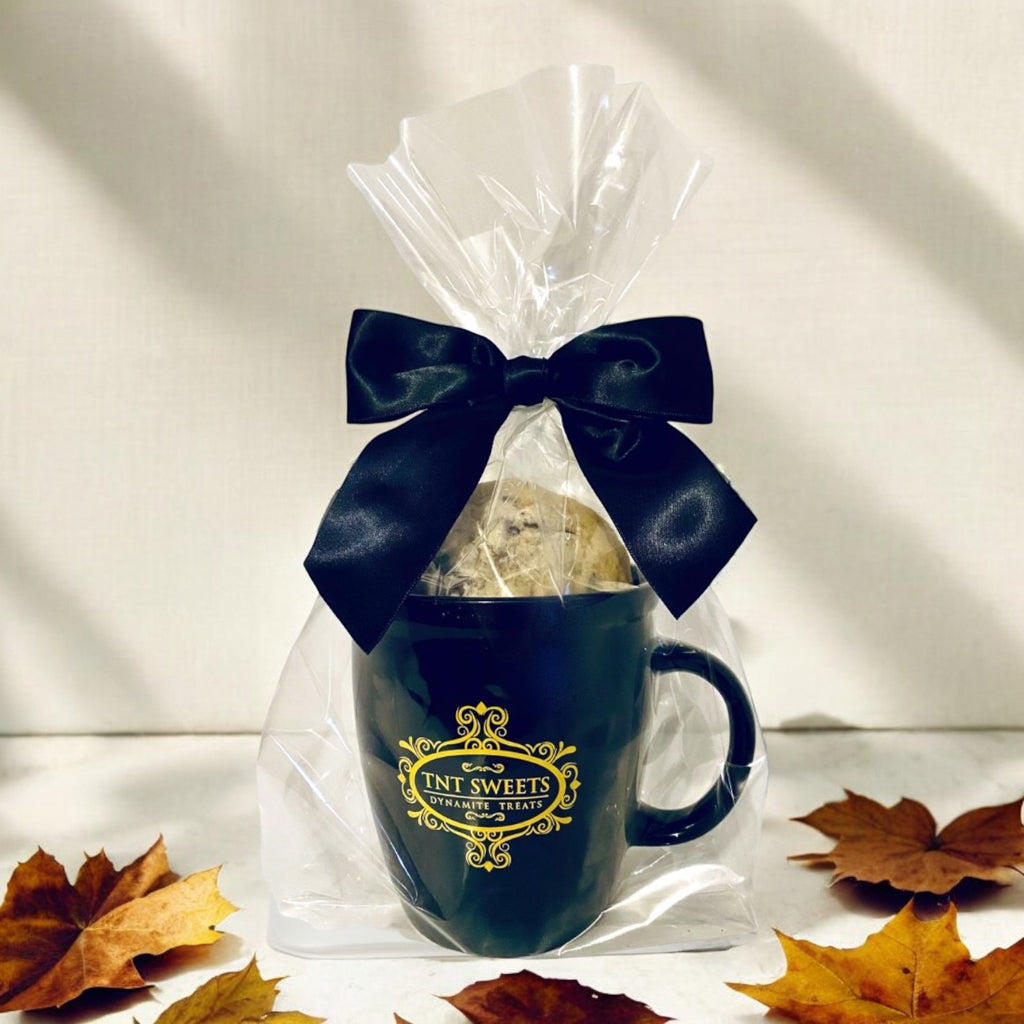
left=561, top=409, right=756, bottom=618
left=304, top=402, right=508, bottom=652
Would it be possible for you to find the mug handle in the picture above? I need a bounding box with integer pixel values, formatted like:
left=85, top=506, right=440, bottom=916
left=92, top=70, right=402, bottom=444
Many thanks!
left=628, top=643, right=759, bottom=846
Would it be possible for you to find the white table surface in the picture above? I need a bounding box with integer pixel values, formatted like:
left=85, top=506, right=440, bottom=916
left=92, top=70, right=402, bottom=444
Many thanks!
left=1, top=730, right=1022, bottom=1023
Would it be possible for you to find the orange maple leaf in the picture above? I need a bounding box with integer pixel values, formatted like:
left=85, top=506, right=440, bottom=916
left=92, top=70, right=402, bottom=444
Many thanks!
left=0, top=836, right=237, bottom=1011
left=791, top=790, right=1024, bottom=894
left=730, top=901, right=1024, bottom=1022
left=440, top=970, right=672, bottom=1024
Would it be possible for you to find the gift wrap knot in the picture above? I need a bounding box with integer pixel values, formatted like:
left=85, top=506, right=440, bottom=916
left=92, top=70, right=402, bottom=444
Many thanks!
left=305, top=309, right=756, bottom=652
left=502, top=355, right=549, bottom=407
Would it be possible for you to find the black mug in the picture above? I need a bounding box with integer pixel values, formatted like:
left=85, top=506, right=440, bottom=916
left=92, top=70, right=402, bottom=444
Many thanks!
left=353, top=580, right=757, bottom=957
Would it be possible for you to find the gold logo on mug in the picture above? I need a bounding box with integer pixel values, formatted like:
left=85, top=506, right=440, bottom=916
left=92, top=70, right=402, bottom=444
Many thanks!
left=397, top=703, right=580, bottom=871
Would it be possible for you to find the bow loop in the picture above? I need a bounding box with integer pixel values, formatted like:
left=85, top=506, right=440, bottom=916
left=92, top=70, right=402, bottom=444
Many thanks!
left=306, top=310, right=755, bottom=652
left=346, top=308, right=505, bottom=422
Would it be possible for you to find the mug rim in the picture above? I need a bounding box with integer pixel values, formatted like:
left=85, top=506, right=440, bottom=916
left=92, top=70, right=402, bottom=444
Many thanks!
left=392, top=579, right=654, bottom=637
left=405, top=580, right=644, bottom=608
left=405, top=566, right=647, bottom=610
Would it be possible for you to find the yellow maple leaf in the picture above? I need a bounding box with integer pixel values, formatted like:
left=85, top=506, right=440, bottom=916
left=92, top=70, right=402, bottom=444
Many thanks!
left=730, top=902, right=1024, bottom=1021
left=0, top=837, right=237, bottom=1011
left=142, top=957, right=324, bottom=1024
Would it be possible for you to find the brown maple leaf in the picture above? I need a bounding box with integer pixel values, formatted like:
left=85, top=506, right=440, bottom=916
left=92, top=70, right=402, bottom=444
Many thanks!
left=441, top=970, right=672, bottom=1024
left=139, top=956, right=324, bottom=1024
left=791, top=790, right=1024, bottom=894
left=729, top=901, right=1024, bottom=1021
left=0, top=836, right=237, bottom=1011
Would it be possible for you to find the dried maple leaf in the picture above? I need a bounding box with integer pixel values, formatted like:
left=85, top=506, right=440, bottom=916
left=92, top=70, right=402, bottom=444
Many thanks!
left=791, top=790, right=1024, bottom=894
left=140, top=956, right=324, bottom=1024
left=729, top=901, right=1024, bottom=1022
left=441, top=970, right=671, bottom=1024
left=0, top=836, right=237, bottom=1011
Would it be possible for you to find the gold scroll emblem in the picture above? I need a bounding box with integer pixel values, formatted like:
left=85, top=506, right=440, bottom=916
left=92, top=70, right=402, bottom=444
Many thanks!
left=397, top=703, right=580, bottom=871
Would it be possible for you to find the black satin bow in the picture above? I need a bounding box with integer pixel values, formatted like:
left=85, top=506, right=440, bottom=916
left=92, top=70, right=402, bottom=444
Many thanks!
left=306, top=309, right=755, bottom=652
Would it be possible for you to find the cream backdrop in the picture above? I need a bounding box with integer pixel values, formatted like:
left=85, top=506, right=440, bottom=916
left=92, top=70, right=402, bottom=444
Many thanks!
left=2, top=2, right=1022, bottom=733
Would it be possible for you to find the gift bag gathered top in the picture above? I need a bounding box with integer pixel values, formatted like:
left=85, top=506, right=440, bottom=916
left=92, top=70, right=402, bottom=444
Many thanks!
left=258, top=65, right=767, bottom=959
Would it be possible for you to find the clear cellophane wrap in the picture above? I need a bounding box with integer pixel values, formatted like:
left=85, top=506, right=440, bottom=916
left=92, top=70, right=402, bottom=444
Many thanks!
left=258, top=65, right=766, bottom=958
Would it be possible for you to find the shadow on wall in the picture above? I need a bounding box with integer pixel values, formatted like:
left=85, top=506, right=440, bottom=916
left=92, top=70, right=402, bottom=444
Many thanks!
left=601, top=0, right=1024, bottom=352
left=719, top=378, right=1024, bottom=721
left=3, top=1, right=1021, bottom=730
left=595, top=1, right=1024, bottom=718
left=0, top=502, right=159, bottom=735
left=0, top=2, right=429, bottom=734
left=0, top=1, right=431, bottom=350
